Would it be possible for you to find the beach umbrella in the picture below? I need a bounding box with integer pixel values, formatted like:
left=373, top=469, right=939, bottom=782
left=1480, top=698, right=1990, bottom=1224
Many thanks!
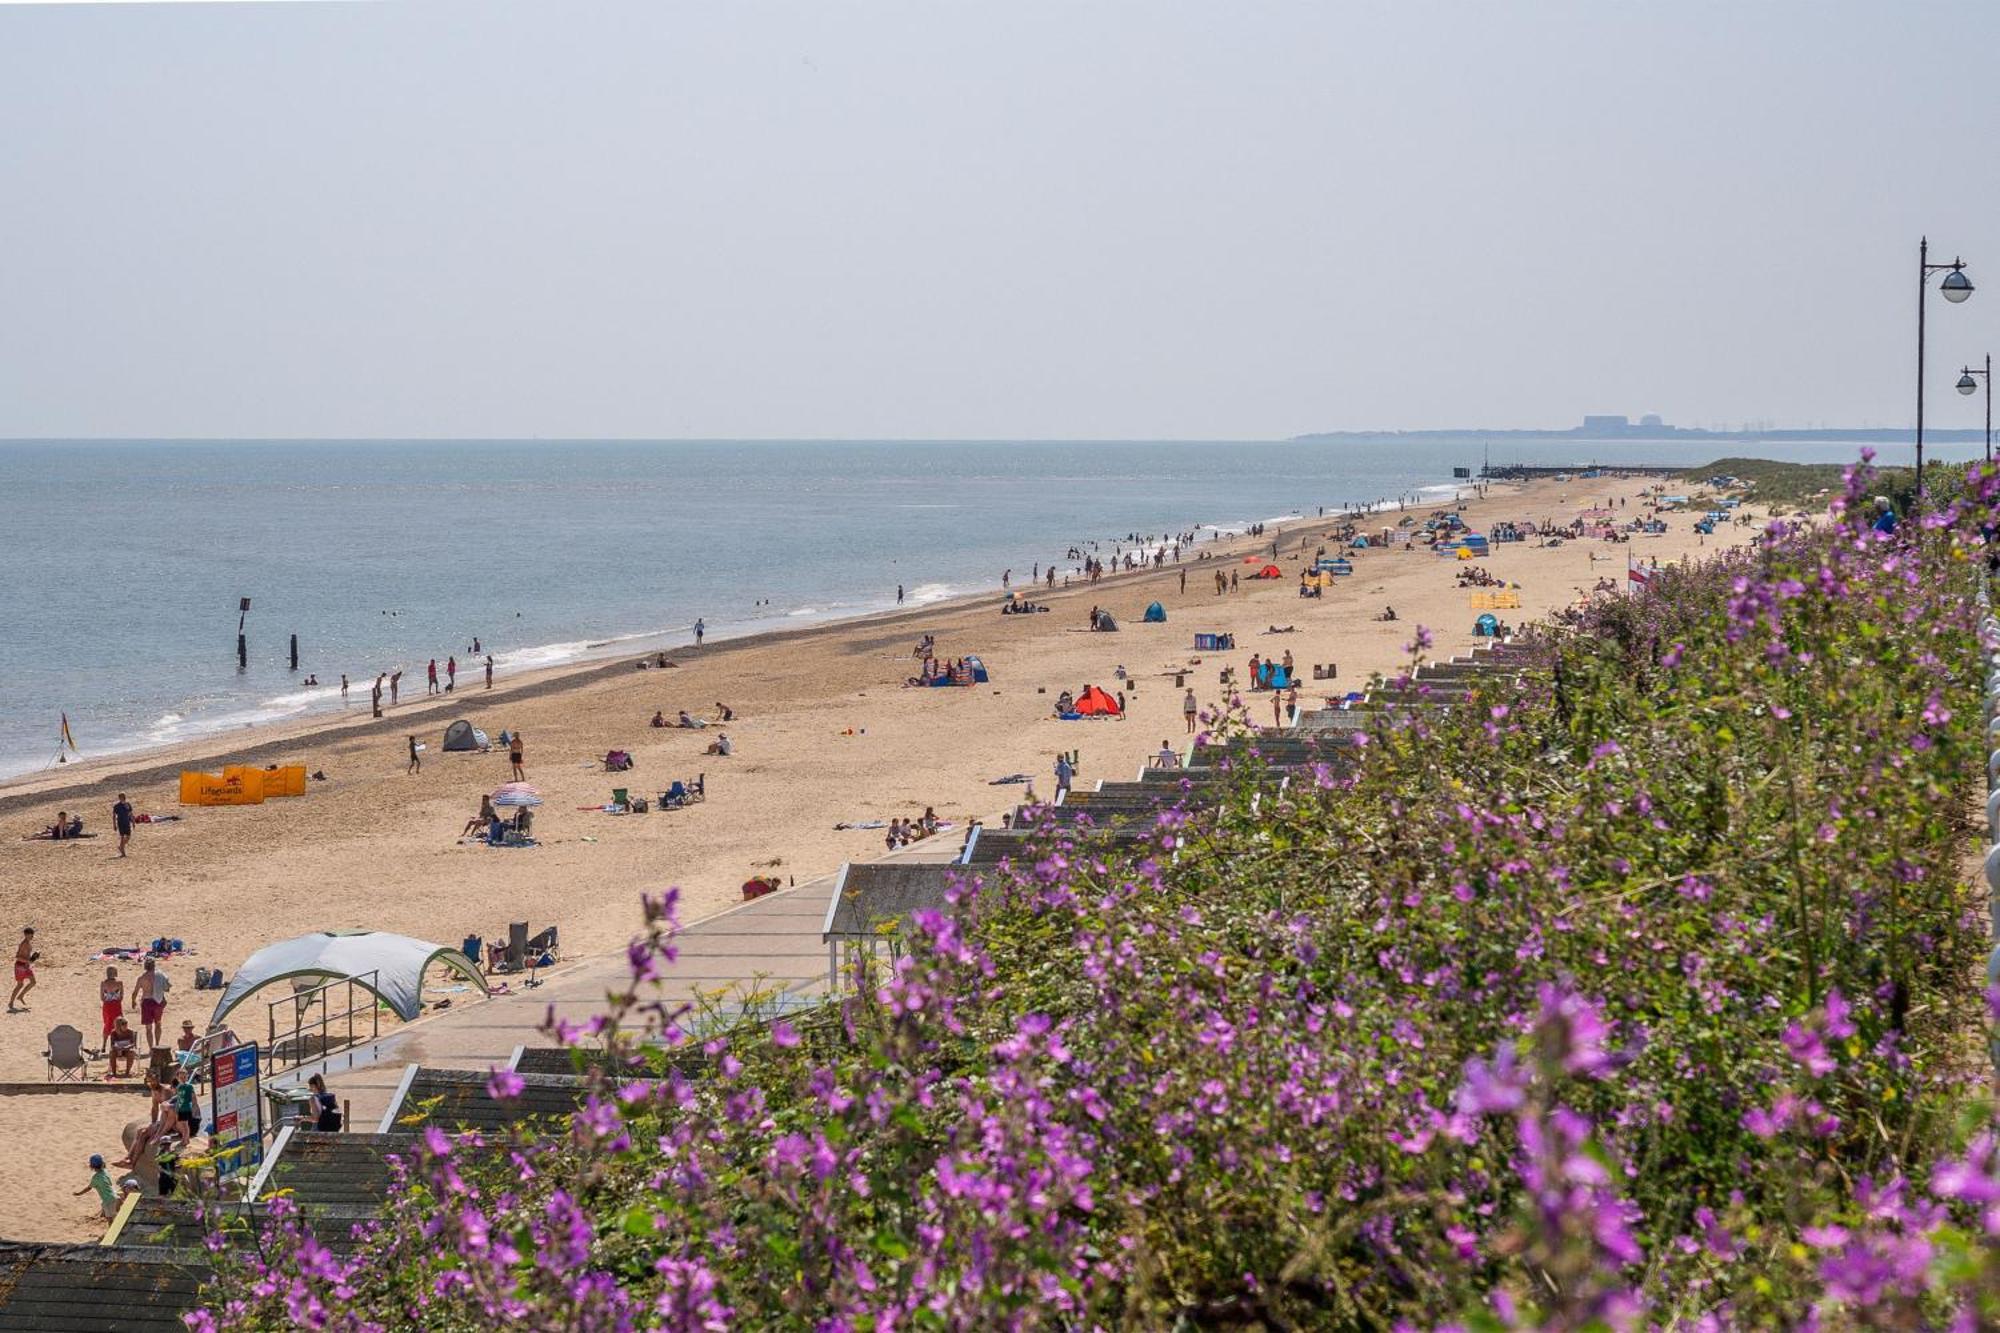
left=491, top=783, right=543, bottom=808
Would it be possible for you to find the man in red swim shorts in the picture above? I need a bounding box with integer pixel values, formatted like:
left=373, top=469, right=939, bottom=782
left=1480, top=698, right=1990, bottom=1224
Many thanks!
left=137, top=957, right=171, bottom=1048
left=9, top=927, right=35, bottom=1012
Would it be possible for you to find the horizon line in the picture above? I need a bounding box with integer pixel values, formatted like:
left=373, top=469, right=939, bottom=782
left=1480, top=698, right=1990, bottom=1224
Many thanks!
left=0, top=427, right=1982, bottom=445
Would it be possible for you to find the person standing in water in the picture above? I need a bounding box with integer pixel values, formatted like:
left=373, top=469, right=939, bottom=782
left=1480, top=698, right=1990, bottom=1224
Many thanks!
left=484, top=654, right=494, bottom=689
left=897, top=585, right=904, bottom=605
left=446, top=656, right=457, bottom=691
left=693, top=619, right=705, bottom=647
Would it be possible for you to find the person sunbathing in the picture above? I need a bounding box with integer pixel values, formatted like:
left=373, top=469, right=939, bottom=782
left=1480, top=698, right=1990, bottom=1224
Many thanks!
left=650, top=711, right=668, bottom=728
left=114, top=1074, right=176, bottom=1166
left=677, top=710, right=706, bottom=729
left=462, top=796, right=497, bottom=838
left=32, top=811, right=84, bottom=841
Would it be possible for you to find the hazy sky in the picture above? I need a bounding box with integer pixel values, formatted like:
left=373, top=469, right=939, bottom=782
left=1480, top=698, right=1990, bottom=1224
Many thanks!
left=3, top=1, right=1999, bottom=439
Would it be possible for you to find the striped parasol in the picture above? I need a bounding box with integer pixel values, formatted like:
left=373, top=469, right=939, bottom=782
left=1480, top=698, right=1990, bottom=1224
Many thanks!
left=490, top=783, right=543, bottom=808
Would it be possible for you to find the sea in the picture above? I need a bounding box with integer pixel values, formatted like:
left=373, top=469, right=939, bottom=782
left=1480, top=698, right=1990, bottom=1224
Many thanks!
left=0, top=436, right=1978, bottom=780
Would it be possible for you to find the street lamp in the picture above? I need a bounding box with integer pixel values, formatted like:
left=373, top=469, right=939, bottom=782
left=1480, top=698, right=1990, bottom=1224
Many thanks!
left=1961, top=356, right=1992, bottom=464
left=1919, top=237, right=1974, bottom=495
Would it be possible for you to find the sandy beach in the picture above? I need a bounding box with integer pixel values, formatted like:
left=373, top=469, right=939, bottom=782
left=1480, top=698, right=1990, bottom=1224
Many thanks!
left=0, top=473, right=1759, bottom=1241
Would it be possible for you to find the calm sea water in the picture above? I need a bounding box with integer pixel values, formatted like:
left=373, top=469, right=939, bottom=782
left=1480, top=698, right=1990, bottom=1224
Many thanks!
left=0, top=436, right=1968, bottom=778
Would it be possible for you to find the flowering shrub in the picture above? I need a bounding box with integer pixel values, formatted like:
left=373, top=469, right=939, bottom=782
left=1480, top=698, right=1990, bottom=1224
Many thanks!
left=196, top=458, right=2000, bottom=1329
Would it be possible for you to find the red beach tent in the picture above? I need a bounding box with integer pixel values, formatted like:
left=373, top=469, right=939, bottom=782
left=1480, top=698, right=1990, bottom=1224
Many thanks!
left=1072, top=685, right=1122, bottom=716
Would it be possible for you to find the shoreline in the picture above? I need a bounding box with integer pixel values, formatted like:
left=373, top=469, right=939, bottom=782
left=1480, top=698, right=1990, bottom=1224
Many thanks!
left=0, top=496, right=1430, bottom=817
left=0, top=471, right=1756, bottom=1243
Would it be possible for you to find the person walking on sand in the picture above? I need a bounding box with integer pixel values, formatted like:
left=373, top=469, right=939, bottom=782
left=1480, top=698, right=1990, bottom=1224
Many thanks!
left=426, top=659, right=439, bottom=696
left=10, top=927, right=36, bottom=1012
left=1184, top=688, right=1199, bottom=734
left=446, top=656, right=457, bottom=691
left=484, top=654, right=494, bottom=689
left=407, top=735, right=421, bottom=775
left=1054, top=754, right=1074, bottom=797
left=76, top=1155, right=125, bottom=1221
left=1179, top=568, right=1187, bottom=594
left=137, top=958, right=169, bottom=1048
left=99, top=966, right=124, bottom=1043
left=112, top=792, right=134, bottom=858
left=693, top=618, right=705, bottom=647
left=508, top=731, right=525, bottom=780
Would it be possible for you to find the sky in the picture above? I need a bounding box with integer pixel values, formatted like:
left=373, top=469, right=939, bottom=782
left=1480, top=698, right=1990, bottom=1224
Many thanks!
left=2, top=1, right=1999, bottom=440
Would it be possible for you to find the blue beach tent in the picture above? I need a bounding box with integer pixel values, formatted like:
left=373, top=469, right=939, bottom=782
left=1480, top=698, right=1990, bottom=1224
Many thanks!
left=1143, top=601, right=1167, bottom=623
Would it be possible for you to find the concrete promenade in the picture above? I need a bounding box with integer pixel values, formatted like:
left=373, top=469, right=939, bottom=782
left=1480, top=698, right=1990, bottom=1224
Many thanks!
left=287, top=839, right=962, bottom=1131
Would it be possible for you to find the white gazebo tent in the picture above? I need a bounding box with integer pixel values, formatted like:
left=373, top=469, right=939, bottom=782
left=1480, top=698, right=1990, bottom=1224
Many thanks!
left=209, top=929, right=488, bottom=1029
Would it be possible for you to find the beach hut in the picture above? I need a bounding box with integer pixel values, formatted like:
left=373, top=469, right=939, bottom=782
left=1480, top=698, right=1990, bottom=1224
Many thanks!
left=441, top=720, right=485, bottom=752
left=1072, top=685, right=1122, bottom=717
left=1142, top=601, right=1167, bottom=623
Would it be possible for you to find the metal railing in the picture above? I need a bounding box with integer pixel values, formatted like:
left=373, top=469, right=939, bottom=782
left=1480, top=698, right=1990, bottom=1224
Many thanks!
left=265, top=971, right=380, bottom=1075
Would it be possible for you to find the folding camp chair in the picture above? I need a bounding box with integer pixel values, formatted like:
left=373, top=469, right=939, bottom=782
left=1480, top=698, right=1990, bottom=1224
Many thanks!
left=44, top=1024, right=87, bottom=1081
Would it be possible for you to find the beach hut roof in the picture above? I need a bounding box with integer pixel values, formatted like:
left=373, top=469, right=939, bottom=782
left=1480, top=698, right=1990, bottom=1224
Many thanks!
left=209, top=930, right=487, bottom=1028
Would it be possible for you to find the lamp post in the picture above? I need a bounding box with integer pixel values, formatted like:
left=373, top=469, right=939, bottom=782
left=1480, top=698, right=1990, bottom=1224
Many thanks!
left=1959, top=355, right=1992, bottom=465
left=1919, top=237, right=1974, bottom=496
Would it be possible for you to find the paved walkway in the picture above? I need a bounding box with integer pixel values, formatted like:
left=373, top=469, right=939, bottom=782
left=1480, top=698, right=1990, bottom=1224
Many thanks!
left=288, top=840, right=962, bottom=1132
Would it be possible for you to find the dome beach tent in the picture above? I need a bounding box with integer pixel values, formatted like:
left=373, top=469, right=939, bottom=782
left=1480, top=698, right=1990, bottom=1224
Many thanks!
left=442, top=720, right=487, bottom=752
left=1072, top=685, right=1122, bottom=717
left=208, top=929, right=488, bottom=1028
left=1250, top=565, right=1284, bottom=579
left=1142, top=601, right=1167, bottom=623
